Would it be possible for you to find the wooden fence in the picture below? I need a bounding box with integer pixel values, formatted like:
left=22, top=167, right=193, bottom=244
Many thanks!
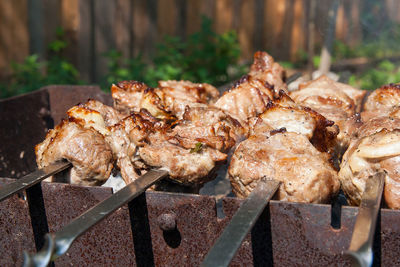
left=1, top=0, right=400, bottom=83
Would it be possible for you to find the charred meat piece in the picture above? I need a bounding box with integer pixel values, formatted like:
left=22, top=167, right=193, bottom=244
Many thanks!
left=249, top=51, right=287, bottom=93
left=168, top=106, right=247, bottom=152
left=68, top=102, right=165, bottom=184
left=229, top=131, right=339, bottom=203
left=290, top=75, right=365, bottom=152
left=252, top=92, right=337, bottom=154
left=362, top=83, right=400, bottom=121
left=139, top=131, right=228, bottom=185
left=111, top=80, right=149, bottom=115
left=339, top=116, right=400, bottom=209
left=215, top=51, right=287, bottom=122
left=157, top=80, right=220, bottom=118
left=81, top=99, right=125, bottom=126
left=214, top=76, right=272, bottom=122
left=111, top=80, right=219, bottom=119
left=35, top=120, right=114, bottom=186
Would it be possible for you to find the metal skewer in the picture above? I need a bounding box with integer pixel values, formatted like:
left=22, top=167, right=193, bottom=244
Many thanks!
left=23, top=169, right=168, bottom=267
left=201, top=178, right=280, bottom=267
left=344, top=172, right=385, bottom=267
left=0, top=161, right=71, bottom=202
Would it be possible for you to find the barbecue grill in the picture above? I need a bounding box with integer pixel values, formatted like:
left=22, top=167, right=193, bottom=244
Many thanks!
left=1, top=85, right=400, bottom=266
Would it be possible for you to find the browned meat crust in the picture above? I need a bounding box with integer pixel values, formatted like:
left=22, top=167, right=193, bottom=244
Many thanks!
left=35, top=120, right=114, bottom=186
left=362, top=83, right=400, bottom=121
left=339, top=116, right=400, bottom=208
left=229, top=131, right=339, bottom=203
left=290, top=75, right=365, bottom=152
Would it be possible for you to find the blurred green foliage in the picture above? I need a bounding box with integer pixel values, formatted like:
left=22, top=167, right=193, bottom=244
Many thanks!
left=0, top=27, right=81, bottom=99
left=349, top=60, right=400, bottom=90
left=103, top=17, right=246, bottom=88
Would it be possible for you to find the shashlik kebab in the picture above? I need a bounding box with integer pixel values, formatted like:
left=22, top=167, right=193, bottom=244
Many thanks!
left=19, top=51, right=400, bottom=266
left=32, top=50, right=400, bottom=210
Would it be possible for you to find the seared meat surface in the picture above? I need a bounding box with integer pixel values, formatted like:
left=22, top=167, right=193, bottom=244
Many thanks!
left=339, top=116, right=400, bottom=208
left=157, top=80, right=220, bottom=118
left=215, top=51, right=287, bottom=122
left=35, top=120, right=114, bottom=186
left=169, top=106, right=247, bottom=151
left=253, top=92, right=337, bottom=153
left=362, top=83, right=400, bottom=121
left=111, top=80, right=149, bottom=115
left=111, top=80, right=219, bottom=119
left=290, top=75, right=365, bottom=152
left=229, top=131, right=339, bottom=203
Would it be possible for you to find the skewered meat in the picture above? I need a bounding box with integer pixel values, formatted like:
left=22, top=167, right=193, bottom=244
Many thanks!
left=157, top=80, right=220, bottom=118
left=169, top=106, right=247, bottom=151
left=35, top=120, right=114, bottom=186
left=229, top=130, right=339, bottom=203
left=290, top=75, right=365, bottom=152
left=37, top=97, right=238, bottom=186
left=111, top=80, right=149, bottom=115
left=249, top=51, right=287, bottom=93
left=362, top=83, right=400, bottom=121
left=228, top=90, right=340, bottom=203
left=214, top=51, right=287, bottom=122
left=251, top=92, right=337, bottom=153
left=111, top=80, right=219, bottom=118
left=339, top=116, right=400, bottom=209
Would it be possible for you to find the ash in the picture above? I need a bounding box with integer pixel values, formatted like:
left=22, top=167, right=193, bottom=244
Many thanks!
left=102, top=172, right=126, bottom=192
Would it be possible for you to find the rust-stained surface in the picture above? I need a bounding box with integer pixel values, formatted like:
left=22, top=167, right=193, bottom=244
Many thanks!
left=2, top=87, right=400, bottom=266
left=0, top=178, right=36, bottom=266
left=0, top=90, right=51, bottom=178
left=1, top=179, right=400, bottom=266
left=41, top=182, right=137, bottom=266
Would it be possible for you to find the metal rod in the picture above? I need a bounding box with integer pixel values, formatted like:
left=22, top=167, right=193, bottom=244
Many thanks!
left=23, top=169, right=168, bottom=267
left=201, top=179, right=280, bottom=267
left=345, top=172, right=385, bottom=267
left=0, top=161, right=71, bottom=202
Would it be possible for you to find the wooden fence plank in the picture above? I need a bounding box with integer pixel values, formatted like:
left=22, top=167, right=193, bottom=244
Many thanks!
left=115, top=0, right=133, bottom=59
left=27, top=0, right=45, bottom=59
left=43, top=0, right=61, bottom=54
left=238, top=0, right=255, bottom=60
left=157, top=0, right=176, bottom=38
left=61, top=0, right=79, bottom=67
left=0, top=0, right=29, bottom=77
left=94, top=0, right=116, bottom=83
left=132, top=0, right=157, bottom=59
left=78, top=0, right=95, bottom=82
left=215, top=0, right=233, bottom=34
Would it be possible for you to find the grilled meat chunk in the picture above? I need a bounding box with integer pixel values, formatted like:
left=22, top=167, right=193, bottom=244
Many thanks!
left=252, top=92, right=337, bottom=154
left=290, top=75, right=365, bottom=151
left=214, top=51, right=287, bottom=122
left=81, top=99, right=124, bottom=126
left=169, top=106, right=247, bottom=152
left=362, top=83, right=400, bottom=121
left=139, top=131, right=227, bottom=185
left=249, top=51, right=287, bottom=93
left=111, top=80, right=149, bottom=115
left=111, top=80, right=219, bottom=119
left=35, top=120, right=113, bottom=186
left=339, top=116, right=400, bottom=209
left=157, top=80, right=220, bottom=118
left=229, top=131, right=339, bottom=203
